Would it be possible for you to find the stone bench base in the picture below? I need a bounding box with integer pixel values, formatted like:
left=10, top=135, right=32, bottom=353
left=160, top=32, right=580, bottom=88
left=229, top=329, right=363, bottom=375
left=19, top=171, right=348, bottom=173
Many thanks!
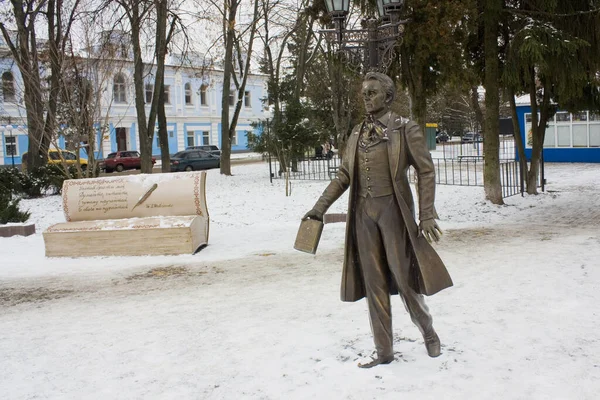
left=43, top=216, right=208, bottom=257
left=0, top=223, right=36, bottom=237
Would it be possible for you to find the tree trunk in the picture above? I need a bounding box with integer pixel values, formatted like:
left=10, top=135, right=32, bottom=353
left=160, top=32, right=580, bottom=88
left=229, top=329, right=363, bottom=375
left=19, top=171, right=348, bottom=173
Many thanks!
left=470, top=86, right=484, bottom=132
left=482, top=0, right=504, bottom=204
left=157, top=84, right=170, bottom=172
left=219, top=0, right=237, bottom=176
left=155, top=0, right=170, bottom=173
left=526, top=74, right=551, bottom=194
left=130, top=3, right=153, bottom=173
left=507, top=88, right=527, bottom=193
left=44, top=0, right=62, bottom=170
left=220, top=0, right=258, bottom=175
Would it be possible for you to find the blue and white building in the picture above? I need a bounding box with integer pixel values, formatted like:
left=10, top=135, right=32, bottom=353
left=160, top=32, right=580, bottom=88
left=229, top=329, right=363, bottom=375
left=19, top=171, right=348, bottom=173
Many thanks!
left=0, top=33, right=268, bottom=167
left=515, top=97, right=600, bottom=163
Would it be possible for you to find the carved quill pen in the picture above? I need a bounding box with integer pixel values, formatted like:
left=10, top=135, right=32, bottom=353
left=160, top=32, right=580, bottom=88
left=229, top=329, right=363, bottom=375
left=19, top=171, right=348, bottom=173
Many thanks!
left=131, top=183, right=158, bottom=211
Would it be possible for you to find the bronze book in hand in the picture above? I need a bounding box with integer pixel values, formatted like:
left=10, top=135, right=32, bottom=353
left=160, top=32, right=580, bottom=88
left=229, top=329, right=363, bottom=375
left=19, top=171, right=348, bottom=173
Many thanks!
left=294, top=219, right=324, bottom=254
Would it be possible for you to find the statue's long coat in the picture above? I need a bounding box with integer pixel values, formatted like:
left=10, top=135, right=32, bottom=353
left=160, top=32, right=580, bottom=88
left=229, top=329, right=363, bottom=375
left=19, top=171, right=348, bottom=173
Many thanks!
left=313, top=113, right=453, bottom=301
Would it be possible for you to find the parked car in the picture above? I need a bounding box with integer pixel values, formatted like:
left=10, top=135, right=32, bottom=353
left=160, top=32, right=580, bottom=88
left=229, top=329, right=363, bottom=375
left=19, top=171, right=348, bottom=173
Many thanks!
left=462, top=132, right=484, bottom=143
left=461, top=132, right=474, bottom=143
left=100, top=151, right=155, bottom=173
left=185, top=145, right=221, bottom=157
left=22, top=149, right=88, bottom=171
left=170, top=149, right=220, bottom=172
left=436, top=132, right=450, bottom=143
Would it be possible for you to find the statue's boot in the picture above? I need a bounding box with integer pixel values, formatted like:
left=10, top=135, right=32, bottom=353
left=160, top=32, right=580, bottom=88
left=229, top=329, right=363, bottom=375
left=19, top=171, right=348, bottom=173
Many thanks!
left=358, top=354, right=394, bottom=369
left=424, top=329, right=441, bottom=357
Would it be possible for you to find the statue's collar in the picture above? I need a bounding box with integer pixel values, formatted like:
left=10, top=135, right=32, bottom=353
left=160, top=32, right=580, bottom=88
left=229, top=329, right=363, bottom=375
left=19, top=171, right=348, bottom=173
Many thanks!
left=366, top=110, right=392, bottom=127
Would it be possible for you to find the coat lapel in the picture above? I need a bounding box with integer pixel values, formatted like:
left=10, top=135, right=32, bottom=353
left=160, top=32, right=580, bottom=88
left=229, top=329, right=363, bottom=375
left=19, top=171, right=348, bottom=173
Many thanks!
left=347, top=127, right=360, bottom=178
left=387, top=116, right=402, bottom=181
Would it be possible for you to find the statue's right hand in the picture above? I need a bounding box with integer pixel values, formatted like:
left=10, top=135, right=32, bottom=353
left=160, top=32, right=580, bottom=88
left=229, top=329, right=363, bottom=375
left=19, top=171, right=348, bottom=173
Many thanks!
left=302, top=209, right=323, bottom=222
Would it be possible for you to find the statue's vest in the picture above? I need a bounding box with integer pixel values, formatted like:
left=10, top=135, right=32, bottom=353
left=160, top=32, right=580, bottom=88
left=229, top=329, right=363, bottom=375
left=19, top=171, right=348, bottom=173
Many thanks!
left=356, top=139, right=394, bottom=198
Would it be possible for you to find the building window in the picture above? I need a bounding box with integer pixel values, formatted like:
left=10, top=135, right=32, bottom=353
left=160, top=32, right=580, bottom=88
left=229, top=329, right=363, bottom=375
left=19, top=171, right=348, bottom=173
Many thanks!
left=185, top=82, right=192, bottom=105
left=2, top=71, right=15, bottom=102
left=244, top=91, right=251, bottom=107
left=556, top=126, right=570, bottom=147
left=200, top=85, right=208, bottom=105
left=556, top=112, right=570, bottom=123
left=4, top=135, right=16, bottom=156
left=202, top=131, right=210, bottom=145
left=573, top=111, right=588, bottom=122
left=228, top=92, right=235, bottom=106
left=187, top=131, right=195, bottom=147
left=113, top=73, right=127, bottom=103
left=231, top=131, right=238, bottom=146
left=145, top=84, right=153, bottom=104
left=527, top=111, right=600, bottom=149
left=164, top=85, right=170, bottom=104
left=590, top=124, right=600, bottom=147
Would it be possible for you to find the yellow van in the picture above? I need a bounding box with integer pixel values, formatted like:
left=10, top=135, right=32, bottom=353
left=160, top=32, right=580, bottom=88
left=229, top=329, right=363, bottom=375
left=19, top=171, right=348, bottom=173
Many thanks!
left=22, top=149, right=88, bottom=170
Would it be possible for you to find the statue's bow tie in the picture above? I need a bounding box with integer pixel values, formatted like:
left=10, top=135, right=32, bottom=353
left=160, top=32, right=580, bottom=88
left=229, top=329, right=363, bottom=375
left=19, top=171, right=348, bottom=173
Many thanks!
left=363, top=115, right=387, bottom=140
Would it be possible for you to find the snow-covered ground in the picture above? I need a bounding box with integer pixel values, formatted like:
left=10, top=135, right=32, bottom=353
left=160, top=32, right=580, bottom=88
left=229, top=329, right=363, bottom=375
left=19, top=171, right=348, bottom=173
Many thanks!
left=1, top=160, right=599, bottom=399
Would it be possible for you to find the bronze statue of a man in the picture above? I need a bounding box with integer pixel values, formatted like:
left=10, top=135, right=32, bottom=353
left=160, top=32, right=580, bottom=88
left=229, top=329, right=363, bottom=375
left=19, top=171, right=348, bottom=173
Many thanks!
left=303, top=72, right=452, bottom=368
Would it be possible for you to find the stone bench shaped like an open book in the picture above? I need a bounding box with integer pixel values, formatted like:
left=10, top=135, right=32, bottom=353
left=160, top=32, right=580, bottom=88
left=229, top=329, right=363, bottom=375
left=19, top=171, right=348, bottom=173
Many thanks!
left=43, top=172, right=209, bottom=257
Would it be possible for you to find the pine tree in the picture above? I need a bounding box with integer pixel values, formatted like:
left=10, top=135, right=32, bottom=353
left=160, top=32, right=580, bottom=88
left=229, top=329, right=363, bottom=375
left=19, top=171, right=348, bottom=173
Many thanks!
left=503, top=0, right=600, bottom=194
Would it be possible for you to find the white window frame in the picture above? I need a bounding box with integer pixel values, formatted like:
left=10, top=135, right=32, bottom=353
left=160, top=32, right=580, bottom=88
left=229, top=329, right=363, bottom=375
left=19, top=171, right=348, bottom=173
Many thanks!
left=231, top=131, right=238, bottom=146
left=145, top=84, right=153, bottom=104
left=186, top=131, right=195, bottom=147
left=202, top=131, right=210, bottom=145
left=164, top=85, right=171, bottom=104
left=200, top=85, right=208, bottom=106
left=4, top=134, right=17, bottom=156
left=2, top=71, right=15, bottom=102
left=113, top=74, right=127, bottom=103
left=244, top=91, right=251, bottom=107
left=185, top=82, right=193, bottom=105
left=527, top=111, right=599, bottom=149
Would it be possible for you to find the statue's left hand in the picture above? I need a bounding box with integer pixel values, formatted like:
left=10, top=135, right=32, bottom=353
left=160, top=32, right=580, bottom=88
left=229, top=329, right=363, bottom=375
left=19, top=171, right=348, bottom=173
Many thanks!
left=419, top=218, right=442, bottom=243
left=302, top=208, right=323, bottom=222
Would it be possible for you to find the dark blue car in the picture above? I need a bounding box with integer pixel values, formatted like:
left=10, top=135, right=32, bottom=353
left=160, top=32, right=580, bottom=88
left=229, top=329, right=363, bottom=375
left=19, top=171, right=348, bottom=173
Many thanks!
left=170, top=149, right=220, bottom=172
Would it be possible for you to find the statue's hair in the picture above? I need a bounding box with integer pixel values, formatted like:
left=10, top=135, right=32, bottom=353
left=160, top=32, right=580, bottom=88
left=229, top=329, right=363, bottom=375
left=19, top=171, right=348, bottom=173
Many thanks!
left=364, top=72, right=396, bottom=105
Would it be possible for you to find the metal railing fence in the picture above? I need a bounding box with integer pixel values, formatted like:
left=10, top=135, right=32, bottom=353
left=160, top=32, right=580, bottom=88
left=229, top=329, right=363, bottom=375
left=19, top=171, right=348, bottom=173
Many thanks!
left=266, top=137, right=523, bottom=198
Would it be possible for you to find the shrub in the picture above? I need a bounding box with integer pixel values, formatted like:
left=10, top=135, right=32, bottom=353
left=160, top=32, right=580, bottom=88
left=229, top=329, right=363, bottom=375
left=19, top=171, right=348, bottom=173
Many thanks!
left=17, top=166, right=53, bottom=198
left=0, top=162, right=85, bottom=202
left=0, top=167, right=21, bottom=197
left=0, top=190, right=30, bottom=224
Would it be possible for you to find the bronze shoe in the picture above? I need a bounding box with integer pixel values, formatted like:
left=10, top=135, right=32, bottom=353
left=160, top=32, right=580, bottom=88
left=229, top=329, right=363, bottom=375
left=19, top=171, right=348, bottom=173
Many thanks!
left=358, top=354, right=394, bottom=369
left=424, top=330, right=441, bottom=357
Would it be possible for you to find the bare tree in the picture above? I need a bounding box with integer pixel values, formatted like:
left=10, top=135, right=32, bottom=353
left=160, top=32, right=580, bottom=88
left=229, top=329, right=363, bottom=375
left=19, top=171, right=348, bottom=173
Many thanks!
left=195, top=0, right=260, bottom=175
left=109, top=0, right=186, bottom=173
left=0, top=0, right=82, bottom=171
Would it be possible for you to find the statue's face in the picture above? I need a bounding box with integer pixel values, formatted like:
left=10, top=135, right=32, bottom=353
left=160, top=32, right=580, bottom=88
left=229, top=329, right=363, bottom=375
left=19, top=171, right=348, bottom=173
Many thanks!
left=362, top=79, right=388, bottom=115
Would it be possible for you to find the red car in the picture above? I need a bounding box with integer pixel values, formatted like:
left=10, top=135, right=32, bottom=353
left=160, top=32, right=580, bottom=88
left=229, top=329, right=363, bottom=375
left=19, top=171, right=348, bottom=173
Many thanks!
left=101, top=151, right=156, bottom=173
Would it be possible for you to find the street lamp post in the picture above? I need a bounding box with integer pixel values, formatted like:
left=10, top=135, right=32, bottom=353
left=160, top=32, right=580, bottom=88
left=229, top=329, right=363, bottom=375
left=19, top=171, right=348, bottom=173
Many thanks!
left=322, top=0, right=408, bottom=72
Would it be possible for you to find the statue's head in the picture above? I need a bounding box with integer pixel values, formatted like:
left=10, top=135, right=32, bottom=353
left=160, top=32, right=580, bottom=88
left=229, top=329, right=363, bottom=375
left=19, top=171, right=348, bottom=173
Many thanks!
left=362, top=72, right=395, bottom=115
